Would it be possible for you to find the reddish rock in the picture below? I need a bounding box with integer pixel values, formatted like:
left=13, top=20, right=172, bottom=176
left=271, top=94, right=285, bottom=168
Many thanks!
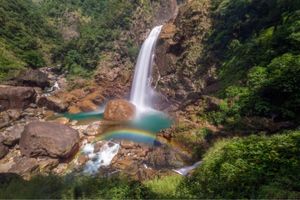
left=77, top=100, right=98, bottom=112
left=104, top=99, right=136, bottom=121
left=20, top=122, right=80, bottom=159
left=68, top=106, right=81, bottom=114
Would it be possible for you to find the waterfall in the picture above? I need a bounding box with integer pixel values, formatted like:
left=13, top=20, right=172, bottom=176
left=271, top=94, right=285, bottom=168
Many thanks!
left=130, top=25, right=163, bottom=111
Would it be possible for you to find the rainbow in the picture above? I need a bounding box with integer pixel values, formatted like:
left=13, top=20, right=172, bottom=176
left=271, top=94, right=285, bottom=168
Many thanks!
left=96, top=128, right=161, bottom=145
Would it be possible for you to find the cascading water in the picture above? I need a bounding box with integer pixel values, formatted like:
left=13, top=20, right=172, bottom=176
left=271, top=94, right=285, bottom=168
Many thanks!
left=130, top=25, right=163, bottom=111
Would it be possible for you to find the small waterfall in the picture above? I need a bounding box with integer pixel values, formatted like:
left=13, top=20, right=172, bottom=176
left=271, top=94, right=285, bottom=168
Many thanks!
left=130, top=25, right=163, bottom=111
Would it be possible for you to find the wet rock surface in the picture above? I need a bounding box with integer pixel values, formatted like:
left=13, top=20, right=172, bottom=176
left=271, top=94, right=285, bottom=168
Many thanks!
left=20, top=122, right=80, bottom=159
left=104, top=99, right=136, bottom=121
left=71, top=138, right=189, bottom=181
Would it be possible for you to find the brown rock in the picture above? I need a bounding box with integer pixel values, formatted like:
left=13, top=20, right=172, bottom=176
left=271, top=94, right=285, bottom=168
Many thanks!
left=160, top=23, right=176, bottom=39
left=77, top=155, right=88, bottom=166
left=114, top=159, right=134, bottom=170
left=120, top=140, right=136, bottom=149
left=15, top=69, right=50, bottom=89
left=20, top=122, right=80, bottom=159
left=9, top=157, right=39, bottom=177
left=37, top=96, right=68, bottom=112
left=52, top=117, right=70, bottom=125
left=84, top=91, right=104, bottom=105
left=104, top=99, right=136, bottom=121
left=38, top=158, right=59, bottom=173
left=77, top=100, right=98, bottom=112
left=0, top=144, right=9, bottom=159
left=84, top=121, right=101, bottom=136
left=0, top=111, right=10, bottom=128
left=146, top=147, right=185, bottom=168
left=1, top=124, right=24, bottom=146
left=0, top=86, right=37, bottom=112
left=6, top=109, right=21, bottom=120
left=68, top=105, right=81, bottom=114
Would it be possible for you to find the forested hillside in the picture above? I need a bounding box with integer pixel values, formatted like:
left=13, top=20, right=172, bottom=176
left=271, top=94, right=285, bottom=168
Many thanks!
left=0, top=0, right=59, bottom=79
left=207, top=0, right=300, bottom=125
left=0, top=0, right=168, bottom=79
left=0, top=0, right=299, bottom=199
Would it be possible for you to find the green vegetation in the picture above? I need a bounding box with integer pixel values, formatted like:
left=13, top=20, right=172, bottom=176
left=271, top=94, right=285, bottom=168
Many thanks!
left=0, top=0, right=153, bottom=79
left=40, top=0, right=140, bottom=76
left=0, top=175, right=153, bottom=199
left=181, top=131, right=300, bottom=199
left=207, top=0, right=300, bottom=124
left=0, top=0, right=59, bottom=80
left=1, top=131, right=299, bottom=199
left=144, top=175, right=183, bottom=199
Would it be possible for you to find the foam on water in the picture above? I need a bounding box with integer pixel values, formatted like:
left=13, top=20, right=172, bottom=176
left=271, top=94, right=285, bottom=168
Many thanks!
left=83, top=142, right=120, bottom=175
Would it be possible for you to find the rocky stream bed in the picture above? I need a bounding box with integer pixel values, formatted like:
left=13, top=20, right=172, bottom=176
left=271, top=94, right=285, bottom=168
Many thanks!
left=0, top=68, right=193, bottom=181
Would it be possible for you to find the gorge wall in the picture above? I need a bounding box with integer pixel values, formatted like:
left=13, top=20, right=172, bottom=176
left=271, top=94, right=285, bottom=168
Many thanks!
left=153, top=0, right=215, bottom=111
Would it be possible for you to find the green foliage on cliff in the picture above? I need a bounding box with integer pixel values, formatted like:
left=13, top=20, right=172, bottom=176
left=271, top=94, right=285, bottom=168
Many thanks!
left=179, top=131, right=300, bottom=199
left=0, top=0, right=60, bottom=79
left=209, top=0, right=300, bottom=123
left=40, top=0, right=139, bottom=75
left=0, top=0, right=148, bottom=79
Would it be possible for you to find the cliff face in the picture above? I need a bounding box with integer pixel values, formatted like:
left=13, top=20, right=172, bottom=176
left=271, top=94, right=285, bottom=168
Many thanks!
left=154, top=0, right=215, bottom=110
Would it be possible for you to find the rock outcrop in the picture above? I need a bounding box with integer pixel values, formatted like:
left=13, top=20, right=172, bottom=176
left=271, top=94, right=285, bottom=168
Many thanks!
left=154, top=0, right=214, bottom=109
left=37, top=96, right=68, bottom=112
left=0, top=86, right=37, bottom=111
left=15, top=69, right=50, bottom=89
left=104, top=99, right=136, bottom=121
left=20, top=122, right=80, bottom=159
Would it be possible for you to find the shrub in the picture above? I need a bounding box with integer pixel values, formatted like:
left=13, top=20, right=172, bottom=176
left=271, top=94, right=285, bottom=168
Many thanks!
left=182, top=131, right=300, bottom=199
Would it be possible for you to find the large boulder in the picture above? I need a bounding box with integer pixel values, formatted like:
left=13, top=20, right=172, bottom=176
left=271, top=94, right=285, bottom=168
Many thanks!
left=16, top=69, right=50, bottom=89
left=37, top=96, right=68, bottom=112
left=20, top=122, right=80, bottom=159
left=104, top=99, right=136, bottom=121
left=0, top=86, right=37, bottom=111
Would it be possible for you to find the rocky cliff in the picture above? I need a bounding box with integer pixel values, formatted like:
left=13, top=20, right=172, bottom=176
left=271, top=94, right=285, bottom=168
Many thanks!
left=154, top=0, right=216, bottom=111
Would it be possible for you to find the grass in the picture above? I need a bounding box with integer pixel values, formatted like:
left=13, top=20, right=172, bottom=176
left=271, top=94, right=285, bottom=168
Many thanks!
left=144, top=175, right=183, bottom=199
